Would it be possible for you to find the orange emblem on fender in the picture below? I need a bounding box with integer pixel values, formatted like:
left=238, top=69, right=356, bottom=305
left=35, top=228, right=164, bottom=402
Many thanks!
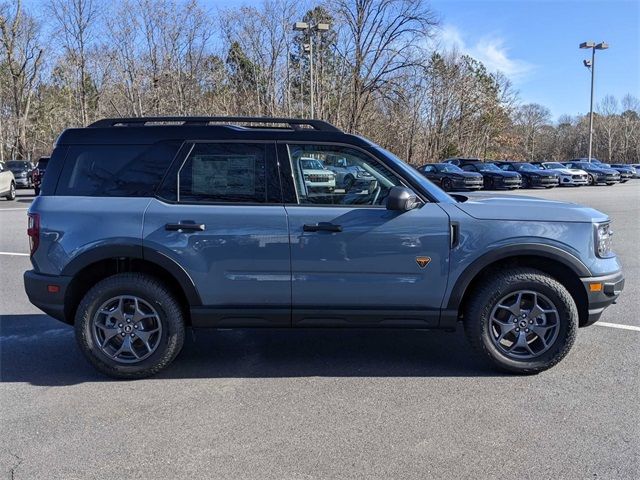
left=416, top=256, right=431, bottom=268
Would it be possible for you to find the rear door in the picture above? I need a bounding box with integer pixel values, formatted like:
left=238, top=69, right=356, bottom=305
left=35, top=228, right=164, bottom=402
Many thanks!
left=279, top=142, right=451, bottom=328
left=143, top=141, right=291, bottom=327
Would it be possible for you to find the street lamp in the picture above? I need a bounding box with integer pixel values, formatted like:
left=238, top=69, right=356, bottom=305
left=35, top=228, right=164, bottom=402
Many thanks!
left=580, top=41, right=609, bottom=162
left=293, top=21, right=330, bottom=118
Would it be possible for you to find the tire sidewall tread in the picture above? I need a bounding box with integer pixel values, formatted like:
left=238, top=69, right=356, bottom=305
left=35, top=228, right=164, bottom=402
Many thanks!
left=463, top=268, right=578, bottom=374
left=75, top=272, right=185, bottom=379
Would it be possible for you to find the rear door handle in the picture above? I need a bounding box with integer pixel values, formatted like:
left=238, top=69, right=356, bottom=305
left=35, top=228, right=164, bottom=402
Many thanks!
left=165, top=222, right=206, bottom=232
left=303, top=222, right=342, bottom=233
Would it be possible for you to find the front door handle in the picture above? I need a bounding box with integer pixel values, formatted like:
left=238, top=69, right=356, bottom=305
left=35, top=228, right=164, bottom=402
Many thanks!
left=165, top=222, right=206, bottom=232
left=303, top=222, right=342, bottom=233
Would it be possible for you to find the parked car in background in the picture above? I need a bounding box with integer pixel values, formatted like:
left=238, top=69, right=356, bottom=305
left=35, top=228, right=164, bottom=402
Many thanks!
left=0, top=162, right=16, bottom=200
left=5, top=160, right=35, bottom=189
left=459, top=162, right=522, bottom=190
left=531, top=161, right=588, bottom=186
left=493, top=161, right=560, bottom=188
left=630, top=164, right=640, bottom=178
left=442, top=157, right=484, bottom=167
left=417, top=163, right=483, bottom=191
left=604, top=164, right=634, bottom=183
left=32, top=156, right=50, bottom=195
left=564, top=161, right=620, bottom=186
left=299, top=157, right=336, bottom=193
left=323, top=154, right=377, bottom=192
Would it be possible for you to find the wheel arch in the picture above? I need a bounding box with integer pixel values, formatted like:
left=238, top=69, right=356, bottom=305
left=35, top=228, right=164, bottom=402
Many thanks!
left=449, top=245, right=590, bottom=327
left=62, top=245, right=201, bottom=325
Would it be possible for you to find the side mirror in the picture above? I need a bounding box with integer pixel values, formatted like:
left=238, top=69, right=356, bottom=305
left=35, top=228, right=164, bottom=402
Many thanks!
left=386, top=186, right=421, bottom=212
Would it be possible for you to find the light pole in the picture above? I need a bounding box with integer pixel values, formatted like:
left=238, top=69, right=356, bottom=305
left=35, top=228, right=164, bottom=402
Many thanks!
left=580, top=41, right=609, bottom=162
left=293, top=21, right=330, bottom=119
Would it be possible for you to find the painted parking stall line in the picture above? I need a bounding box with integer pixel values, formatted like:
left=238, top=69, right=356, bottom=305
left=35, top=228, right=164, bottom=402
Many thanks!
left=595, top=321, right=640, bottom=332
left=0, top=252, right=30, bottom=256
left=0, top=208, right=28, bottom=211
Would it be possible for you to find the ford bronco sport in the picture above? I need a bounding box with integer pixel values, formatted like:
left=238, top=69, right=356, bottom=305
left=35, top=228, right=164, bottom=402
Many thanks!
left=24, top=117, right=624, bottom=379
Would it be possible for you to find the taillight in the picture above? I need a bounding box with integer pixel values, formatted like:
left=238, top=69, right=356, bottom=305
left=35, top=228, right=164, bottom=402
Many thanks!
left=27, top=213, right=40, bottom=256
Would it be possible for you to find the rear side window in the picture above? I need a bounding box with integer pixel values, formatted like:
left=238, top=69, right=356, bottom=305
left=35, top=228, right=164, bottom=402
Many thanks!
left=165, top=143, right=269, bottom=203
left=55, top=142, right=181, bottom=197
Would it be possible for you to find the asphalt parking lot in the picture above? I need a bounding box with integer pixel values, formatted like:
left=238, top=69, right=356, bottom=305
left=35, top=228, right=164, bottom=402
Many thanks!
left=1, top=183, right=639, bottom=479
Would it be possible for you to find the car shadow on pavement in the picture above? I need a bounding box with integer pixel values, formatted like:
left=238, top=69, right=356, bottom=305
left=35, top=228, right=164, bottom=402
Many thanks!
left=1, top=314, right=503, bottom=385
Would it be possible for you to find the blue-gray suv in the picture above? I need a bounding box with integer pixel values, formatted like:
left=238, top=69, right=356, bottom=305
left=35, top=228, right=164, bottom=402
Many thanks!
left=24, top=117, right=624, bottom=378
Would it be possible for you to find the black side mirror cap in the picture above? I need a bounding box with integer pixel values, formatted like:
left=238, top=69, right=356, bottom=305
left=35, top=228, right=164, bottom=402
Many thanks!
left=386, top=186, right=421, bottom=212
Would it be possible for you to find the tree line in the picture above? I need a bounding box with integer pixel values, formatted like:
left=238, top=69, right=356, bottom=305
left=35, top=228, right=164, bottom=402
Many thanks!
left=1, top=0, right=638, bottom=164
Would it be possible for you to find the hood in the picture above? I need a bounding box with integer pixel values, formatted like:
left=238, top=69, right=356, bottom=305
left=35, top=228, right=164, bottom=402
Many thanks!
left=452, top=171, right=482, bottom=179
left=455, top=195, right=608, bottom=223
left=484, top=170, right=520, bottom=178
left=561, top=168, right=586, bottom=175
left=522, top=169, right=558, bottom=177
left=303, top=169, right=333, bottom=175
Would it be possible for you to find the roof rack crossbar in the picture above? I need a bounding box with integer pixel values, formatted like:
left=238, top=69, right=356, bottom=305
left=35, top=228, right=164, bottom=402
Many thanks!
left=88, top=116, right=341, bottom=132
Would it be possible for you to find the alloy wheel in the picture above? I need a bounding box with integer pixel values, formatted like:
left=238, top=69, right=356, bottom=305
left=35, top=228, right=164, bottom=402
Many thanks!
left=92, top=295, right=163, bottom=363
left=488, top=290, right=560, bottom=360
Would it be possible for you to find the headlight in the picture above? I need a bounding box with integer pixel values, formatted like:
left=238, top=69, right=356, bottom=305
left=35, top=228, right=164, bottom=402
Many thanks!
left=595, top=222, right=613, bottom=257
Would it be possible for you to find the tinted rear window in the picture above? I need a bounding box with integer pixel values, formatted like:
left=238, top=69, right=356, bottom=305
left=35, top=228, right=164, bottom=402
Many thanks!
left=55, top=142, right=181, bottom=196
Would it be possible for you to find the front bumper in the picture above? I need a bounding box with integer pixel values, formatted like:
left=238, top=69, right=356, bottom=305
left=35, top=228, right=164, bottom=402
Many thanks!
left=452, top=178, right=483, bottom=190
left=531, top=176, right=559, bottom=187
left=24, top=270, right=73, bottom=323
left=580, top=270, right=625, bottom=327
left=14, top=176, right=30, bottom=187
left=492, top=177, right=522, bottom=189
left=560, top=175, right=588, bottom=186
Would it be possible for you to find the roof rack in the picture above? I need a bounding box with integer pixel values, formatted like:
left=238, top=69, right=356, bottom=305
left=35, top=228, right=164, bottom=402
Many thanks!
left=88, top=116, right=342, bottom=132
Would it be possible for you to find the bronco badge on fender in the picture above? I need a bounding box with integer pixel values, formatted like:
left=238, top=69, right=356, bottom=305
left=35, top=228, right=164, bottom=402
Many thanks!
left=416, top=256, right=431, bottom=268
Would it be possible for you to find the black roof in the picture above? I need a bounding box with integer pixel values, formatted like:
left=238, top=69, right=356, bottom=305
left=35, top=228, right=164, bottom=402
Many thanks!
left=57, top=116, right=369, bottom=146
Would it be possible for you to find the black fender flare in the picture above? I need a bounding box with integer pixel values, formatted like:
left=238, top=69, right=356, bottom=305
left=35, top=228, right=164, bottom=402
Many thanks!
left=445, top=243, right=591, bottom=311
left=61, top=244, right=201, bottom=305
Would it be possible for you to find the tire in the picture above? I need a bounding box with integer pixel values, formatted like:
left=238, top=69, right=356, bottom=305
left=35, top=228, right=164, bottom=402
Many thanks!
left=343, top=175, right=355, bottom=191
left=441, top=178, right=452, bottom=191
left=463, top=268, right=577, bottom=374
left=5, top=182, right=16, bottom=200
left=484, top=177, right=493, bottom=190
left=75, top=272, right=185, bottom=379
left=587, top=174, right=595, bottom=186
left=521, top=176, right=530, bottom=189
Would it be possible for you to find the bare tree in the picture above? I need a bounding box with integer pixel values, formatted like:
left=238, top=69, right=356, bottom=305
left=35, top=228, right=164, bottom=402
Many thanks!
left=0, top=0, right=44, bottom=159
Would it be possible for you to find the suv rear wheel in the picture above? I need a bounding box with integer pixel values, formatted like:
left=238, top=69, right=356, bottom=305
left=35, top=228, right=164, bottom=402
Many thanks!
left=5, top=182, right=15, bottom=200
left=464, top=268, right=577, bottom=374
left=75, top=273, right=185, bottom=379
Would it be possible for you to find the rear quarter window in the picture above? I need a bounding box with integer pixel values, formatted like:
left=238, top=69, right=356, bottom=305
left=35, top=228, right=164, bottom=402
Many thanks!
left=55, top=142, right=181, bottom=197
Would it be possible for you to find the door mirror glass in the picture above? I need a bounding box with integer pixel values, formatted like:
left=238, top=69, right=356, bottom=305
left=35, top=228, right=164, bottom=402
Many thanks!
left=386, top=186, right=420, bottom=212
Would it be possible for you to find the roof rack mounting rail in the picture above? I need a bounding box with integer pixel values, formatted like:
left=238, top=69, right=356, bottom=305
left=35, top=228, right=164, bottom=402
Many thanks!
left=88, top=116, right=342, bottom=132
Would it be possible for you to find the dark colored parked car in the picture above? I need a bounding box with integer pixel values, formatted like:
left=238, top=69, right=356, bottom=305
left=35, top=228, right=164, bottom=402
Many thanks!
left=603, top=164, right=634, bottom=183
left=564, top=161, right=620, bottom=186
left=417, top=163, right=483, bottom=191
left=494, top=161, right=560, bottom=188
left=442, top=157, right=484, bottom=167
left=23, top=116, right=624, bottom=379
left=33, top=156, right=49, bottom=195
left=459, top=162, right=522, bottom=190
left=5, top=160, right=35, bottom=189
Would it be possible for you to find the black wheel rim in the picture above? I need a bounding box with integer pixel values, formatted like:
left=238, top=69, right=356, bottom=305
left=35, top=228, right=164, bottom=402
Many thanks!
left=489, top=290, right=560, bottom=360
left=92, top=295, right=163, bottom=364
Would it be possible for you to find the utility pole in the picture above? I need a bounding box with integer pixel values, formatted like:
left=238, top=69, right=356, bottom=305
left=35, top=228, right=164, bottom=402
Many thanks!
left=580, top=41, right=609, bottom=162
left=293, top=21, right=330, bottom=119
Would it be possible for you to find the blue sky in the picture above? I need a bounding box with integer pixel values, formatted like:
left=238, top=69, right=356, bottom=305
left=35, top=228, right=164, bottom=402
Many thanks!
left=430, top=0, right=639, bottom=119
left=215, top=0, right=639, bottom=120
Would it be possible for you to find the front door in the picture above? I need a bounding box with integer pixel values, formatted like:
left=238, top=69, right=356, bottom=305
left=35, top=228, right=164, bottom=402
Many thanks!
left=280, top=143, right=451, bottom=327
left=143, top=141, right=291, bottom=327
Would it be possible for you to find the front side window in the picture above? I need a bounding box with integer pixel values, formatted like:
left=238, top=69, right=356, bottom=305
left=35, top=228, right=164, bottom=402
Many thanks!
left=169, top=143, right=268, bottom=203
left=287, top=144, right=403, bottom=206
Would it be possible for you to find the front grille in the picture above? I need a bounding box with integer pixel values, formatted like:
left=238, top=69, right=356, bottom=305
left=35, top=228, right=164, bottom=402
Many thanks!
left=503, top=178, right=519, bottom=183
left=307, top=174, right=332, bottom=182
left=572, top=175, right=586, bottom=180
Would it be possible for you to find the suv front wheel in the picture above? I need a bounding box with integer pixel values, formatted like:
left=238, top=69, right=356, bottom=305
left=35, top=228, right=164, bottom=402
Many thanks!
left=464, top=268, right=578, bottom=374
left=75, top=273, right=185, bottom=379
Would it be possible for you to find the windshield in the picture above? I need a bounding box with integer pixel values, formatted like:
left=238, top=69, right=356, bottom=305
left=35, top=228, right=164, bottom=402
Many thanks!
left=300, top=159, right=325, bottom=170
left=478, top=163, right=501, bottom=172
left=513, top=163, right=539, bottom=172
left=371, top=146, right=455, bottom=204
left=436, top=164, right=463, bottom=173
left=544, top=162, right=564, bottom=169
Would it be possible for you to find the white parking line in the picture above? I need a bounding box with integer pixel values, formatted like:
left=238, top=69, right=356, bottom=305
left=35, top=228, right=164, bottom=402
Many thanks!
left=595, top=321, right=640, bottom=332
left=0, top=208, right=28, bottom=211
left=0, top=252, right=29, bottom=256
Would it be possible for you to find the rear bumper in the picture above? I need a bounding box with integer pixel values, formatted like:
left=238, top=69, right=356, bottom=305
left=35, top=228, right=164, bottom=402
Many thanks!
left=580, top=270, right=625, bottom=327
left=24, top=270, right=72, bottom=323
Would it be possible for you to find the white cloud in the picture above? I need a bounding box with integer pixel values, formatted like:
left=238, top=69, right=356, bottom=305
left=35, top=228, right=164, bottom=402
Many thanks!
left=436, top=24, right=535, bottom=82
